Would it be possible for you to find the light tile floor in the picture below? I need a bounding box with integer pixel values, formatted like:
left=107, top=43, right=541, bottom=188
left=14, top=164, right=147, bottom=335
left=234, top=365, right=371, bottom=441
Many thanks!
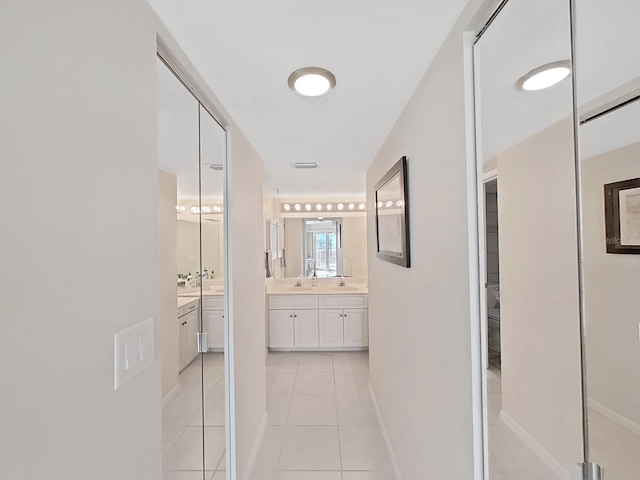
left=487, top=368, right=562, bottom=480
left=162, top=353, right=226, bottom=480
left=587, top=406, right=640, bottom=480
left=251, top=351, right=394, bottom=480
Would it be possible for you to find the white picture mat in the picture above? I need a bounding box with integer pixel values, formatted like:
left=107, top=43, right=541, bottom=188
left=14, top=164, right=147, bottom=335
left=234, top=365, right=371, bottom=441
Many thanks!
left=619, top=186, right=640, bottom=246
left=377, top=174, right=403, bottom=254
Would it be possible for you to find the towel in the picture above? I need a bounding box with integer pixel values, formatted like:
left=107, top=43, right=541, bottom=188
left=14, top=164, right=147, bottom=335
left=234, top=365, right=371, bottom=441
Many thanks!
left=265, top=251, right=272, bottom=278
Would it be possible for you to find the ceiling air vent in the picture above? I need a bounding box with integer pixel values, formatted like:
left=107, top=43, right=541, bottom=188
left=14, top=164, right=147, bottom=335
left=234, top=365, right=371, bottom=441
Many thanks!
left=292, top=162, right=320, bottom=169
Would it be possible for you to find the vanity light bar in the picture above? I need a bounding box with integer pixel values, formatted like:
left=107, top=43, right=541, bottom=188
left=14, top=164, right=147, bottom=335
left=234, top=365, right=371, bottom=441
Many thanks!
left=177, top=204, right=224, bottom=215
left=281, top=201, right=367, bottom=213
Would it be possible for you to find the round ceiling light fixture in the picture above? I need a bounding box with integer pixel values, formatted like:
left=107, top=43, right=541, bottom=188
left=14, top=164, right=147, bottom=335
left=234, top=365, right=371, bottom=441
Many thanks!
left=288, top=67, right=336, bottom=97
left=517, top=60, right=571, bottom=91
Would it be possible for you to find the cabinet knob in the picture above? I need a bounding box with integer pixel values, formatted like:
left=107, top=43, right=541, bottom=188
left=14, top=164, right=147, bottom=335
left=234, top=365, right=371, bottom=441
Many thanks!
left=294, top=314, right=297, bottom=318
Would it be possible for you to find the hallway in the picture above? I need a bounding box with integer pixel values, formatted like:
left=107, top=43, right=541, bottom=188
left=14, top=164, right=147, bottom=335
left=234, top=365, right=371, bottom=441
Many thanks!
left=250, top=352, right=393, bottom=480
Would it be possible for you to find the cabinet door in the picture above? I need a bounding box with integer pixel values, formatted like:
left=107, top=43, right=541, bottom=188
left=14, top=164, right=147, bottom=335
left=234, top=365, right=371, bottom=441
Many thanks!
left=269, top=310, right=294, bottom=348
left=294, top=310, right=319, bottom=347
left=343, top=309, right=368, bottom=347
left=206, top=310, right=225, bottom=350
left=184, top=309, right=200, bottom=364
left=319, top=309, right=344, bottom=347
left=179, top=317, right=187, bottom=370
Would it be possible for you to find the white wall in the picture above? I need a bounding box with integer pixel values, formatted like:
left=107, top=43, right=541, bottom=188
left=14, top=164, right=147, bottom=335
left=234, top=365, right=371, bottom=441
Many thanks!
left=582, top=141, right=640, bottom=426
left=229, top=128, right=267, bottom=480
left=365, top=2, right=484, bottom=478
left=343, top=216, right=368, bottom=278
left=0, top=1, right=161, bottom=479
left=159, top=171, right=179, bottom=398
left=497, top=118, right=584, bottom=468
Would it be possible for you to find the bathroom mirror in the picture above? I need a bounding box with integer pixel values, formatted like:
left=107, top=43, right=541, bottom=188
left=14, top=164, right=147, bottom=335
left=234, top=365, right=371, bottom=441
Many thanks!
left=474, top=0, right=583, bottom=477
left=575, top=1, right=640, bottom=477
left=283, top=215, right=368, bottom=279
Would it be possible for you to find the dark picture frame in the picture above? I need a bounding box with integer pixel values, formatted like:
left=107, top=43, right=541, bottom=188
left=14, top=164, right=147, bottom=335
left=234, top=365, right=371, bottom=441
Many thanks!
left=374, top=156, right=410, bottom=267
left=604, top=177, right=640, bottom=254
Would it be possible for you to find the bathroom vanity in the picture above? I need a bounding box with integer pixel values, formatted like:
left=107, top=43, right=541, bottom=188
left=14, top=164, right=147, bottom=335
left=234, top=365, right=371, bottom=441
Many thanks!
left=267, top=285, right=368, bottom=351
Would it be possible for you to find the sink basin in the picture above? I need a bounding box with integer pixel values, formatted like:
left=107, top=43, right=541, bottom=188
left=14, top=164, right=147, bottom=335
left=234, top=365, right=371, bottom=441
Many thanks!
left=289, top=286, right=314, bottom=292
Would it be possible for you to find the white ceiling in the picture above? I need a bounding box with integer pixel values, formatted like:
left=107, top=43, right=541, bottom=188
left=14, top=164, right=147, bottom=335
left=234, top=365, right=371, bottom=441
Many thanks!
left=476, top=0, right=640, bottom=163
left=148, top=0, right=470, bottom=197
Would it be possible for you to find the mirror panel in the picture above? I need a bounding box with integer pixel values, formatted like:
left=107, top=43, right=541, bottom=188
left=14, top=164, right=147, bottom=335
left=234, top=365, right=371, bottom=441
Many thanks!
left=576, top=1, right=640, bottom=477
left=474, top=0, right=583, bottom=477
left=156, top=58, right=207, bottom=477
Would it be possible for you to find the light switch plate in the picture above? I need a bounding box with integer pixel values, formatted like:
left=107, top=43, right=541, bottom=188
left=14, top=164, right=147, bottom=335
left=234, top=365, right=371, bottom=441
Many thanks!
left=114, top=318, right=155, bottom=391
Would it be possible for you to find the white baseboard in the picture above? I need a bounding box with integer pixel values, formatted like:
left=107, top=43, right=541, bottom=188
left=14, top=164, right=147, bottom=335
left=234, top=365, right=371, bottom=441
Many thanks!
left=242, top=410, right=268, bottom=480
left=161, top=383, right=181, bottom=409
left=499, top=410, right=572, bottom=480
left=588, top=397, right=640, bottom=437
left=369, top=384, right=403, bottom=480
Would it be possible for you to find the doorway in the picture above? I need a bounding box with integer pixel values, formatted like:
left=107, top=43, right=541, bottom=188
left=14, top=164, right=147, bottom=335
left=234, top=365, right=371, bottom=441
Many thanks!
left=483, top=179, right=501, bottom=372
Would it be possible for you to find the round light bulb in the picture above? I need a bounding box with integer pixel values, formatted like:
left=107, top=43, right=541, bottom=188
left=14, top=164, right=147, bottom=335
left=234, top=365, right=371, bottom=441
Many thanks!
left=316, top=203, right=323, bottom=211
left=283, top=203, right=291, bottom=211
left=326, top=204, right=333, bottom=211
left=294, top=203, right=302, bottom=211
left=337, top=203, right=344, bottom=211
left=305, top=204, right=312, bottom=211
left=359, top=203, right=366, bottom=210
left=517, top=61, right=571, bottom=91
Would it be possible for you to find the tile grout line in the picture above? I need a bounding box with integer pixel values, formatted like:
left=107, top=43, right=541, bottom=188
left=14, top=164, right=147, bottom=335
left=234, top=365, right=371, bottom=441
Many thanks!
left=273, top=358, right=298, bottom=475
left=333, top=355, right=345, bottom=478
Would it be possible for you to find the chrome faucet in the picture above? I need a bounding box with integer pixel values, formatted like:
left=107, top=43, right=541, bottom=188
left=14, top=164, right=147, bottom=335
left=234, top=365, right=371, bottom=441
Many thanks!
left=337, top=275, right=346, bottom=287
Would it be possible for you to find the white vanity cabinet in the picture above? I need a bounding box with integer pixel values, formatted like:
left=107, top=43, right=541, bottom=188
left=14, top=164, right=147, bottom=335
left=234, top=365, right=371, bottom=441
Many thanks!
left=268, top=293, right=368, bottom=350
left=202, top=296, right=224, bottom=351
left=268, top=295, right=319, bottom=348
left=178, top=299, right=200, bottom=371
left=318, top=295, right=369, bottom=348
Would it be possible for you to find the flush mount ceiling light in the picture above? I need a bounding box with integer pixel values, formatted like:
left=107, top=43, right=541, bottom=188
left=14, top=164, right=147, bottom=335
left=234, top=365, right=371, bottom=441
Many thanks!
left=288, top=67, right=336, bottom=97
left=292, top=162, right=320, bottom=169
left=517, top=60, right=571, bottom=91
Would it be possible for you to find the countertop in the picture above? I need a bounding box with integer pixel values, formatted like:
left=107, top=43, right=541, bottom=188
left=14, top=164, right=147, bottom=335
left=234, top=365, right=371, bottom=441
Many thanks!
left=267, top=284, right=368, bottom=295
left=177, top=288, right=224, bottom=309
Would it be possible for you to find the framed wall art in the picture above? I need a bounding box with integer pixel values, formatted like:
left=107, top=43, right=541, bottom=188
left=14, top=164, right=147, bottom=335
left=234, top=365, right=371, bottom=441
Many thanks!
left=604, top=177, right=640, bottom=254
left=374, top=156, right=410, bottom=267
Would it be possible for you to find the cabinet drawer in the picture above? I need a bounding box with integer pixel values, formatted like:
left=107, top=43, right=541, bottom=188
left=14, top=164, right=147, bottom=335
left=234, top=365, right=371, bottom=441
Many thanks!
left=318, top=295, right=367, bottom=309
left=269, top=295, right=318, bottom=310
left=178, top=299, right=200, bottom=318
left=202, top=296, right=224, bottom=310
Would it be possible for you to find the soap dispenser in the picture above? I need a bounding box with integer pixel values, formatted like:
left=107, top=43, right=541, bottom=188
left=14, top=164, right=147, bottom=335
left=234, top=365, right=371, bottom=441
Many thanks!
left=312, top=271, right=318, bottom=286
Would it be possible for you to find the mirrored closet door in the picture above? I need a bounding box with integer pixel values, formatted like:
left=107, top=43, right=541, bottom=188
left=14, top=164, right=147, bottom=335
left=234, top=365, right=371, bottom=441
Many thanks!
left=473, top=0, right=584, bottom=477
left=157, top=55, right=228, bottom=479
left=575, top=1, right=640, bottom=478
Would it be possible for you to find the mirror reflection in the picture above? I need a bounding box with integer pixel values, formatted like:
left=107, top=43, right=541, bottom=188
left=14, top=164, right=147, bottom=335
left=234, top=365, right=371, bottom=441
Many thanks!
left=576, top=2, right=640, bottom=477
left=157, top=57, right=227, bottom=479
left=283, top=215, right=367, bottom=279
left=475, top=0, right=582, bottom=477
